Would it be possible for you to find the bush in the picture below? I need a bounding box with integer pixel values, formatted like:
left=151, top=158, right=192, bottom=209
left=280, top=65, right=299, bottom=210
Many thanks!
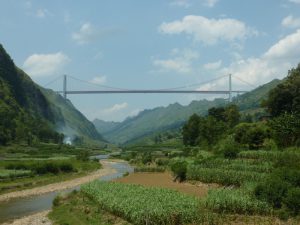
left=216, top=136, right=240, bottom=159
left=284, top=187, right=300, bottom=215
left=170, top=159, right=188, bottom=182
left=76, top=150, right=89, bottom=161
left=263, top=139, right=278, bottom=151
left=255, top=177, right=290, bottom=208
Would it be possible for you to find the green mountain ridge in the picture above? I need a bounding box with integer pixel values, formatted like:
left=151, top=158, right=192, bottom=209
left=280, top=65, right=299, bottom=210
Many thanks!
left=0, top=44, right=104, bottom=145
left=94, top=79, right=282, bottom=145
left=41, top=88, right=104, bottom=143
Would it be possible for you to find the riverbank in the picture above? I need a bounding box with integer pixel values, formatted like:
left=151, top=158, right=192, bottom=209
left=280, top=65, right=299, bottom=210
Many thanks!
left=2, top=211, right=51, bottom=225
left=0, top=160, right=116, bottom=202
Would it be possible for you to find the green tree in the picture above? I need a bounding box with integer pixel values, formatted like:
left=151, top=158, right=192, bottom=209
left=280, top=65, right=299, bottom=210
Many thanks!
left=182, top=114, right=201, bottom=146
left=264, top=64, right=300, bottom=117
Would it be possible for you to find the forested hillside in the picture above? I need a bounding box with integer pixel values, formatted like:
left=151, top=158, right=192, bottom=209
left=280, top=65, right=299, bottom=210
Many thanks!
left=94, top=79, right=281, bottom=145
left=0, top=44, right=61, bottom=145
left=0, top=44, right=104, bottom=146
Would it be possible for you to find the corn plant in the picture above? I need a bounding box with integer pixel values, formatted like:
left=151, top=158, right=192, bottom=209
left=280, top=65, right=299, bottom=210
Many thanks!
left=81, top=181, right=200, bottom=225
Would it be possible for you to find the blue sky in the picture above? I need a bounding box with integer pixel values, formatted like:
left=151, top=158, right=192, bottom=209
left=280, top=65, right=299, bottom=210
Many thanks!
left=1, top=0, right=300, bottom=121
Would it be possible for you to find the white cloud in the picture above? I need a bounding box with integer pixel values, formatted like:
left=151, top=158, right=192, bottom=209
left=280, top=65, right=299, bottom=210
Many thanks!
left=203, top=0, right=218, bottom=8
left=204, top=60, right=222, bottom=70
left=23, top=52, right=70, bottom=77
left=90, top=76, right=107, bottom=85
left=170, top=0, right=191, bottom=8
left=201, top=29, right=300, bottom=92
left=159, top=15, right=258, bottom=45
left=289, top=0, right=300, bottom=3
left=153, top=48, right=199, bottom=73
left=84, top=102, right=130, bottom=121
left=103, top=102, right=128, bottom=114
left=282, top=15, right=300, bottom=29
left=72, top=23, right=98, bottom=44
left=72, top=22, right=118, bottom=44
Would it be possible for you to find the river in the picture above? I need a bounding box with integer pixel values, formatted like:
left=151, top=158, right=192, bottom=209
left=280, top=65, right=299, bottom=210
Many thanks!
left=0, top=156, right=133, bottom=223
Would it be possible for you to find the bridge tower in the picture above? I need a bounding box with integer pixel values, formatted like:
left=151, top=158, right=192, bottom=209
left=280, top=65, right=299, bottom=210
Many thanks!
left=229, top=74, right=232, bottom=102
left=63, top=74, right=67, bottom=99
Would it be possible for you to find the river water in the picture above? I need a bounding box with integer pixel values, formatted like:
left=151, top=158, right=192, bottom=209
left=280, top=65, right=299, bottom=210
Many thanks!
left=0, top=156, right=133, bottom=223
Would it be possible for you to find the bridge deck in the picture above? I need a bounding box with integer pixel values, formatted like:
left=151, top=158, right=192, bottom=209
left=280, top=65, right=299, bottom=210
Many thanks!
left=58, top=90, right=246, bottom=94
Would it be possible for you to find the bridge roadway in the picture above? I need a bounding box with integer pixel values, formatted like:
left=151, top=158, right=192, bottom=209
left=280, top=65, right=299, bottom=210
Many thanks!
left=58, top=90, right=246, bottom=95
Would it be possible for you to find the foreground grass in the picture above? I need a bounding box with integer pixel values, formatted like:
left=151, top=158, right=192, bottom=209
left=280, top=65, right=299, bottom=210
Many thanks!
left=49, top=191, right=131, bottom=225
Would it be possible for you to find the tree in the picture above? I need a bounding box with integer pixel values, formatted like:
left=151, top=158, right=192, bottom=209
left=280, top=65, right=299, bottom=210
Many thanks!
left=233, top=122, right=271, bottom=149
left=268, top=113, right=300, bottom=147
left=224, top=104, right=240, bottom=128
left=264, top=64, right=300, bottom=117
left=182, top=114, right=201, bottom=146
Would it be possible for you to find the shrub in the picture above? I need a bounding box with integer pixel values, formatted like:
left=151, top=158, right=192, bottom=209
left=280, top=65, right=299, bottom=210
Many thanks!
left=76, top=150, right=89, bottom=161
left=255, top=177, right=290, bottom=208
left=216, top=136, right=240, bottom=159
left=170, top=159, right=188, bottom=182
left=284, top=187, right=300, bottom=215
left=263, top=139, right=278, bottom=151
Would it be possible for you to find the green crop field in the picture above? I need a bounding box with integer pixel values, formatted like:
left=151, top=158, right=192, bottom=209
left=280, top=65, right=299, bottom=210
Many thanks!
left=81, top=181, right=200, bottom=225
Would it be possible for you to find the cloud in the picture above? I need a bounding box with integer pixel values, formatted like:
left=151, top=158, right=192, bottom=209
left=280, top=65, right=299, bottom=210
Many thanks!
left=289, top=0, right=300, bottom=3
left=201, top=29, right=300, bottom=92
left=203, top=0, right=219, bottom=8
left=159, top=15, right=258, bottom=45
left=23, top=52, right=70, bottom=77
left=204, top=60, right=222, bottom=70
left=153, top=48, right=199, bottom=73
left=103, top=102, right=128, bottom=114
left=282, top=15, right=300, bottom=29
left=90, top=76, right=107, bottom=85
left=72, top=23, right=98, bottom=44
left=170, top=0, right=191, bottom=8
left=72, top=22, right=119, bottom=44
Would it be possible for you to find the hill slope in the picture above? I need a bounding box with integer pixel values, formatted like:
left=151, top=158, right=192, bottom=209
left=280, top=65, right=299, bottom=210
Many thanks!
left=95, top=79, right=281, bottom=145
left=0, top=44, right=104, bottom=145
left=41, top=88, right=104, bottom=143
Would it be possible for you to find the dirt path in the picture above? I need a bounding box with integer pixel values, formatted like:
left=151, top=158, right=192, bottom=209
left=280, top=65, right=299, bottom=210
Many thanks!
left=0, top=160, right=116, bottom=202
left=1, top=211, right=51, bottom=225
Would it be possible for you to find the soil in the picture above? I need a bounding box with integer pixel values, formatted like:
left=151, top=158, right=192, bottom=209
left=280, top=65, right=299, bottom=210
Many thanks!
left=115, top=172, right=217, bottom=197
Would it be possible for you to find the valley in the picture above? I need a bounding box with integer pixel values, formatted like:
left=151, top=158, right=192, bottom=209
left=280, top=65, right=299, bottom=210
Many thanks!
left=1, top=2, right=300, bottom=223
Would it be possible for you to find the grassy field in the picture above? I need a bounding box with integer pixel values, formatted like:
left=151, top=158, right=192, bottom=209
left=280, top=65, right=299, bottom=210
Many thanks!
left=0, top=143, right=102, bottom=194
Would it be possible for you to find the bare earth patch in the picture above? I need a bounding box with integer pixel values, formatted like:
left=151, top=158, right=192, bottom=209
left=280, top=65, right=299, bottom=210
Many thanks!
left=115, top=172, right=217, bottom=197
left=0, top=160, right=116, bottom=202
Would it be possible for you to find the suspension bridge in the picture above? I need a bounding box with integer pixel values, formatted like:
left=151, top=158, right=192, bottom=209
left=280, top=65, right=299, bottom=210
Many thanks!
left=44, top=74, right=254, bottom=102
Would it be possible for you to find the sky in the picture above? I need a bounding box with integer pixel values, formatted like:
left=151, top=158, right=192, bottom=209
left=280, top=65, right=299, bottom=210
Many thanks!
left=1, top=0, right=300, bottom=122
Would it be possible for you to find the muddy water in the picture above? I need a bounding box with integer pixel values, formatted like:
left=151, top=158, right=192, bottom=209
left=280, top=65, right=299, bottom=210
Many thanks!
left=0, top=157, right=133, bottom=223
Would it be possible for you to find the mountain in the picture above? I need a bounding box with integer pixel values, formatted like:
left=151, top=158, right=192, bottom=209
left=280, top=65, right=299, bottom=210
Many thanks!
left=41, top=88, right=104, bottom=144
left=0, top=44, right=60, bottom=144
left=93, top=119, right=121, bottom=136
left=0, top=44, right=104, bottom=145
left=94, top=79, right=282, bottom=145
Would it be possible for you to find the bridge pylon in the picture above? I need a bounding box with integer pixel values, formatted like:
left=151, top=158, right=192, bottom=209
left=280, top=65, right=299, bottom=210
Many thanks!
left=63, top=74, right=67, bottom=99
